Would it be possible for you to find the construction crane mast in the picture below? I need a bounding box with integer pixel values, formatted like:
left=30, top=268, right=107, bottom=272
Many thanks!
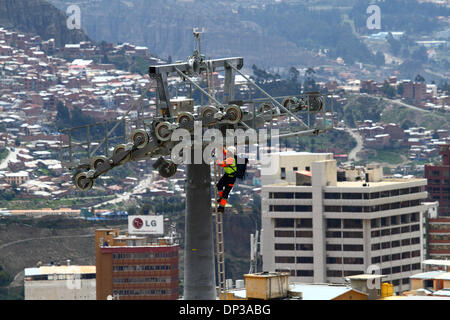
left=60, top=31, right=334, bottom=300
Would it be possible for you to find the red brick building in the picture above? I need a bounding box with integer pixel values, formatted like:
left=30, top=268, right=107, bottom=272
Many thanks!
left=425, top=145, right=450, bottom=217
left=95, top=229, right=179, bottom=300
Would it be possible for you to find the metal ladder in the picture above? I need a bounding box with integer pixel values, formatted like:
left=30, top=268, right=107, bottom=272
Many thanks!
left=213, top=162, right=226, bottom=299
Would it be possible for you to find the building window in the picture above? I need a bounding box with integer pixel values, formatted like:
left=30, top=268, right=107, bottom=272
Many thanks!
left=371, top=230, right=380, bottom=238
left=281, top=167, right=286, bottom=180
left=326, top=244, right=342, bottom=251
left=382, top=268, right=391, bottom=275
left=297, top=257, right=314, bottom=264
left=412, top=263, right=421, bottom=270
left=275, top=218, right=294, bottom=228
left=270, top=205, right=294, bottom=212
left=325, top=206, right=342, bottom=212
left=402, top=265, right=411, bottom=272
left=391, top=227, right=400, bottom=235
left=296, top=244, right=313, bottom=251
left=343, top=219, right=362, bottom=229
left=401, top=239, right=411, bottom=246
left=327, top=270, right=343, bottom=277
left=411, top=224, right=420, bottom=232
left=380, top=191, right=390, bottom=198
left=402, top=278, right=410, bottom=285
left=390, top=216, right=399, bottom=225
left=382, top=255, right=391, bottom=262
left=390, top=189, right=400, bottom=197
left=370, top=192, right=380, bottom=199
left=296, top=231, right=313, bottom=238
left=326, top=231, right=342, bottom=238
left=274, top=230, right=294, bottom=238
left=324, top=193, right=340, bottom=199
left=392, top=254, right=401, bottom=261
left=326, top=257, right=342, bottom=264
left=371, top=219, right=380, bottom=228
left=372, top=243, right=381, bottom=251
left=411, top=237, right=420, bottom=245
left=372, top=256, right=381, bottom=264
left=296, top=218, right=313, bottom=228
left=381, top=217, right=390, bottom=227
left=343, top=231, right=363, bottom=238
left=400, top=188, right=410, bottom=195
left=343, top=244, right=364, bottom=251
left=402, top=252, right=411, bottom=259
left=275, top=256, right=295, bottom=264
left=401, top=214, right=410, bottom=224
left=344, top=257, right=364, bottom=264
left=275, top=243, right=295, bottom=251
left=342, top=206, right=363, bottom=213
left=327, top=219, right=341, bottom=229
left=401, top=226, right=410, bottom=233
left=382, top=242, right=391, bottom=249
left=271, top=192, right=294, bottom=199
left=391, top=240, right=400, bottom=248
left=295, top=205, right=313, bottom=212
left=342, top=193, right=363, bottom=200
left=295, top=192, right=312, bottom=199
left=296, top=270, right=313, bottom=277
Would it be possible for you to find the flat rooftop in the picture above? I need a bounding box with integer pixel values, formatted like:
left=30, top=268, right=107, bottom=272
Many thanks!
left=267, top=178, right=426, bottom=188
left=25, top=265, right=96, bottom=276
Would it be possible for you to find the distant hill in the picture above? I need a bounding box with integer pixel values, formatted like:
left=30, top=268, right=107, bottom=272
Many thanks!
left=0, top=0, right=90, bottom=47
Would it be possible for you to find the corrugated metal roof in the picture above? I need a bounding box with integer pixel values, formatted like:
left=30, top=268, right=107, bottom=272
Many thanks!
left=410, top=271, right=447, bottom=279
left=433, top=289, right=450, bottom=297
left=288, top=284, right=357, bottom=300
left=423, top=259, right=450, bottom=267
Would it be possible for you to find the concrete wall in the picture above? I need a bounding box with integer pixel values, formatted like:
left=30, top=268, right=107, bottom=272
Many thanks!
left=25, top=279, right=96, bottom=300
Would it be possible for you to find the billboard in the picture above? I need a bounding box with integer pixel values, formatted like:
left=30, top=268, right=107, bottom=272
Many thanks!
left=128, top=215, right=164, bottom=235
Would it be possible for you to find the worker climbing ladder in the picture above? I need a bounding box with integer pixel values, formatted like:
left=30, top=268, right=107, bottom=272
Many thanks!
left=213, top=156, right=226, bottom=298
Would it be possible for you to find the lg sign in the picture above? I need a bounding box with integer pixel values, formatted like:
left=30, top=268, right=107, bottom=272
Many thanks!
left=128, top=216, right=164, bottom=234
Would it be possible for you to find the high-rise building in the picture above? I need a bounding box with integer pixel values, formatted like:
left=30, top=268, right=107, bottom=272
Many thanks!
left=425, top=144, right=450, bottom=217
left=261, top=152, right=429, bottom=294
left=95, top=229, right=179, bottom=300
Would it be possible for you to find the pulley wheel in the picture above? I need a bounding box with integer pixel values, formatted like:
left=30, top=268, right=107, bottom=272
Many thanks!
left=282, top=97, right=300, bottom=112
left=176, top=112, right=195, bottom=126
left=113, top=144, right=131, bottom=165
left=130, top=129, right=149, bottom=149
left=155, top=122, right=172, bottom=142
left=224, top=105, right=243, bottom=124
left=74, top=172, right=93, bottom=191
left=201, top=106, right=218, bottom=119
left=91, top=156, right=108, bottom=170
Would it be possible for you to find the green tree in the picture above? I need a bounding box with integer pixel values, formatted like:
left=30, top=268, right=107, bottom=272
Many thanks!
left=382, top=81, right=396, bottom=98
left=0, top=271, right=12, bottom=287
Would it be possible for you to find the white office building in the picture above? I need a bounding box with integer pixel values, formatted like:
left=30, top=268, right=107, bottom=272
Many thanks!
left=261, top=152, right=428, bottom=293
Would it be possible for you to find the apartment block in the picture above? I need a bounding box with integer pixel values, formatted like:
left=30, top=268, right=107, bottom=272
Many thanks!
left=95, top=229, right=179, bottom=300
left=425, top=144, right=450, bottom=217
left=261, top=152, right=428, bottom=294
